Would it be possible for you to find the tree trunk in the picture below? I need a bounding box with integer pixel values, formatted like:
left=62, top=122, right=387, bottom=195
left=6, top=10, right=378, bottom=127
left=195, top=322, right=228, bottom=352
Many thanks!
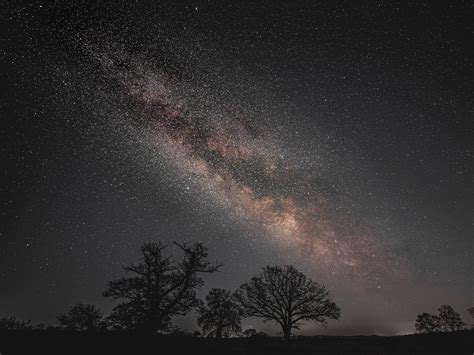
left=282, top=325, right=291, bottom=343
left=216, top=326, right=222, bottom=339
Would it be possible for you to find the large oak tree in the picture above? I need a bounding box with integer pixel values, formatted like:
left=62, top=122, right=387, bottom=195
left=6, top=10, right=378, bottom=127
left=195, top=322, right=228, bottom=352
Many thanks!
left=237, top=265, right=340, bottom=341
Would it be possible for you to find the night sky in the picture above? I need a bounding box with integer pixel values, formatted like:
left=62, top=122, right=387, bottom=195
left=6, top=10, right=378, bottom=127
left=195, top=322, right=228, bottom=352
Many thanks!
left=1, top=1, right=472, bottom=335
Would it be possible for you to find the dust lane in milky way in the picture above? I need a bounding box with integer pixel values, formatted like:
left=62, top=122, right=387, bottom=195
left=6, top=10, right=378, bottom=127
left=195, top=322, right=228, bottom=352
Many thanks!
left=92, top=46, right=408, bottom=290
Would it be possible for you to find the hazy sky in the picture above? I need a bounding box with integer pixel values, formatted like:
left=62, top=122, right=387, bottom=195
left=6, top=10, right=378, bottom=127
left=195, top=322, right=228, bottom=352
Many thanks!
left=2, top=1, right=472, bottom=335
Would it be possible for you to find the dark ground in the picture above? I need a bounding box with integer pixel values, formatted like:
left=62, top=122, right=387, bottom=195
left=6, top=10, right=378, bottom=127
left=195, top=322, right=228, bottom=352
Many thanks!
left=0, top=329, right=472, bottom=354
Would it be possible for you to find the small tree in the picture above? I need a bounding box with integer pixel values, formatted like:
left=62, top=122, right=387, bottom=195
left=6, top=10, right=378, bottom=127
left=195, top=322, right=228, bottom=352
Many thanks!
left=438, top=305, right=465, bottom=332
left=237, top=265, right=340, bottom=342
left=57, top=303, right=104, bottom=331
left=197, top=288, right=242, bottom=338
left=103, top=241, right=221, bottom=332
left=0, top=316, right=31, bottom=330
left=415, top=305, right=466, bottom=333
left=467, top=307, right=474, bottom=329
left=242, top=328, right=257, bottom=337
left=415, top=312, right=441, bottom=333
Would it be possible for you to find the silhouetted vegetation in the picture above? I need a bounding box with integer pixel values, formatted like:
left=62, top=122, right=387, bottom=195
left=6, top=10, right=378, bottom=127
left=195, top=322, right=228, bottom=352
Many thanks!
left=237, top=265, right=340, bottom=342
left=102, top=241, right=221, bottom=332
left=415, top=312, right=441, bottom=333
left=57, top=303, right=104, bottom=332
left=0, top=317, right=32, bottom=331
left=242, top=328, right=257, bottom=337
left=438, top=305, right=465, bottom=331
left=468, top=307, right=474, bottom=329
left=197, top=288, right=243, bottom=338
left=415, top=305, right=466, bottom=333
left=2, top=241, right=473, bottom=354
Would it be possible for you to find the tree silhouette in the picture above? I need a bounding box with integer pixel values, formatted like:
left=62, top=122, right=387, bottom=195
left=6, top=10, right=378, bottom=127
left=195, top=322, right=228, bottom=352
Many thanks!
left=0, top=316, right=32, bottom=330
left=237, top=265, right=340, bottom=342
left=468, top=307, right=474, bottom=329
left=415, top=305, right=466, bottom=333
left=197, top=288, right=243, bottom=338
left=103, top=241, right=221, bottom=332
left=57, top=303, right=104, bottom=331
left=437, top=305, right=465, bottom=332
left=242, top=328, right=257, bottom=337
left=415, top=312, right=441, bottom=333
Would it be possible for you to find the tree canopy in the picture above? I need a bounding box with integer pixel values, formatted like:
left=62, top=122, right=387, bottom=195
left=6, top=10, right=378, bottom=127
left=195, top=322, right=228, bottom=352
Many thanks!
left=237, top=265, right=340, bottom=341
left=103, top=241, right=221, bottom=332
left=415, top=312, right=441, bottom=333
left=468, top=307, right=474, bottom=329
left=197, top=288, right=243, bottom=338
left=437, top=305, right=465, bottom=332
left=57, top=303, right=104, bottom=331
left=0, top=316, right=32, bottom=331
left=415, top=305, right=465, bottom=333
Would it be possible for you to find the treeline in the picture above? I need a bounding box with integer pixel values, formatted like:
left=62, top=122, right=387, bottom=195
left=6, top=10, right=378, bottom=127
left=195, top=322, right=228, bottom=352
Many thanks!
left=1, top=241, right=472, bottom=339
left=415, top=305, right=472, bottom=333
left=1, top=241, right=339, bottom=342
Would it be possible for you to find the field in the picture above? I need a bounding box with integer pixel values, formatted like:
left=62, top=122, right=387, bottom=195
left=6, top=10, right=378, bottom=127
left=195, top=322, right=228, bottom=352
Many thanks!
left=0, top=329, right=472, bottom=354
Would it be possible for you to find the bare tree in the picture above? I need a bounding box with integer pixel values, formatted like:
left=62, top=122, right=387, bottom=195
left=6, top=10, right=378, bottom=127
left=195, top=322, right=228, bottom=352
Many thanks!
left=57, top=303, right=103, bottom=331
left=237, top=265, right=340, bottom=342
left=103, top=241, right=221, bottom=332
left=415, top=312, right=441, bottom=333
left=197, top=288, right=242, bottom=338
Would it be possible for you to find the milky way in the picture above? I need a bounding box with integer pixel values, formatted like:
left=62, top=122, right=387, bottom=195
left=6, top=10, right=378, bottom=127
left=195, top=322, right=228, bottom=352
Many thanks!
left=3, top=1, right=471, bottom=335
left=89, top=46, right=407, bottom=291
